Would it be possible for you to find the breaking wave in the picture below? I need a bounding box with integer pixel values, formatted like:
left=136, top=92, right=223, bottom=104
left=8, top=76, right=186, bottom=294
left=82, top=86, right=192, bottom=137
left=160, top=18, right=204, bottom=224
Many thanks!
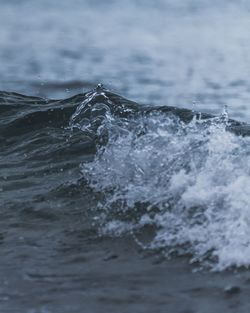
left=70, top=85, right=250, bottom=271
left=2, top=85, right=250, bottom=271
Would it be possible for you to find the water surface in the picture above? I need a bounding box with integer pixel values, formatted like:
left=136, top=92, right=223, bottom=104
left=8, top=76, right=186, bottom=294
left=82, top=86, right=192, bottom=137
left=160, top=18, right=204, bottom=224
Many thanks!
left=1, top=1, right=250, bottom=312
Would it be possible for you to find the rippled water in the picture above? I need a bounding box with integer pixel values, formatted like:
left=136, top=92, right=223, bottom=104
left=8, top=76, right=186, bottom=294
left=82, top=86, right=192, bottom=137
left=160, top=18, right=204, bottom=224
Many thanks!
left=2, top=1, right=250, bottom=312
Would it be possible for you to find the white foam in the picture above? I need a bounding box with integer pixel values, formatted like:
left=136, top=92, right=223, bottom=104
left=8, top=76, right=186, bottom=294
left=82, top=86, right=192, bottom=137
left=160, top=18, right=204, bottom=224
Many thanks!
left=82, top=113, right=250, bottom=270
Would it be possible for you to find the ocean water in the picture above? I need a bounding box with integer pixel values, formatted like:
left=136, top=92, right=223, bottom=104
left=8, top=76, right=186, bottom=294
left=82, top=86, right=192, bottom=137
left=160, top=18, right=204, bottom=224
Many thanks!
left=1, top=1, right=250, bottom=313
left=1, top=0, right=250, bottom=121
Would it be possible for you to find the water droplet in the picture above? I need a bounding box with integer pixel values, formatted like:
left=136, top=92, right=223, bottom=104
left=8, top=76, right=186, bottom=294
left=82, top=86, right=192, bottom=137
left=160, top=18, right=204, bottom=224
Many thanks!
left=96, top=83, right=104, bottom=91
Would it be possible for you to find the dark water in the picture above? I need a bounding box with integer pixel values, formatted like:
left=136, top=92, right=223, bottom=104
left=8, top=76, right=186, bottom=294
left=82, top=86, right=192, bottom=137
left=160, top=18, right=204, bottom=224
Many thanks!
left=2, top=0, right=250, bottom=312
left=1, top=85, right=250, bottom=313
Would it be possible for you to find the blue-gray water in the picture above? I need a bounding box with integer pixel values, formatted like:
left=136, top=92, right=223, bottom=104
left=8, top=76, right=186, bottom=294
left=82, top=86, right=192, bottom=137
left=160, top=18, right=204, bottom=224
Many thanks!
left=1, top=1, right=250, bottom=313
left=2, top=0, right=250, bottom=122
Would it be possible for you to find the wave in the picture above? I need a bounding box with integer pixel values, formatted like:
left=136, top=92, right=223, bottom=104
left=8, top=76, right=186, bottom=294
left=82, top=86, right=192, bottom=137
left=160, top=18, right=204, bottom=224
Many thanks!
left=2, top=84, right=250, bottom=270
left=70, top=85, right=250, bottom=271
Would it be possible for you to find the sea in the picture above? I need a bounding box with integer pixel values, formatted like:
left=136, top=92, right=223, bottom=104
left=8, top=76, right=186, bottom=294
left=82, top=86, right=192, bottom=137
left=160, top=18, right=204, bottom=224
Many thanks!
left=1, top=1, right=250, bottom=312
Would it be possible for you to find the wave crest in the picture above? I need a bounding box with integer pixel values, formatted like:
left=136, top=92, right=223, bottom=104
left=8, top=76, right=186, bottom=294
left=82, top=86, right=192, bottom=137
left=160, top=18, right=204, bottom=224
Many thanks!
left=70, top=86, right=250, bottom=270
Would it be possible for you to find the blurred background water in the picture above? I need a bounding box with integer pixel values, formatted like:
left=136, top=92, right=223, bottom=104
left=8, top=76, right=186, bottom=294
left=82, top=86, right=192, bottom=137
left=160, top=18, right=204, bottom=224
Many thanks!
left=1, top=0, right=250, bottom=120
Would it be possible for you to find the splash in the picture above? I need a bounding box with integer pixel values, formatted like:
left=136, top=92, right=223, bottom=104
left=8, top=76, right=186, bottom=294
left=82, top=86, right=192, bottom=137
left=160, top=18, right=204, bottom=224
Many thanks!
left=71, top=87, right=250, bottom=270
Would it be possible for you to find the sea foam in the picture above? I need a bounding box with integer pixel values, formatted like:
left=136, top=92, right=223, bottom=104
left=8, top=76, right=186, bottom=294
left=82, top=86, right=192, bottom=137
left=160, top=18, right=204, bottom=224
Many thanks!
left=75, top=90, right=250, bottom=270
